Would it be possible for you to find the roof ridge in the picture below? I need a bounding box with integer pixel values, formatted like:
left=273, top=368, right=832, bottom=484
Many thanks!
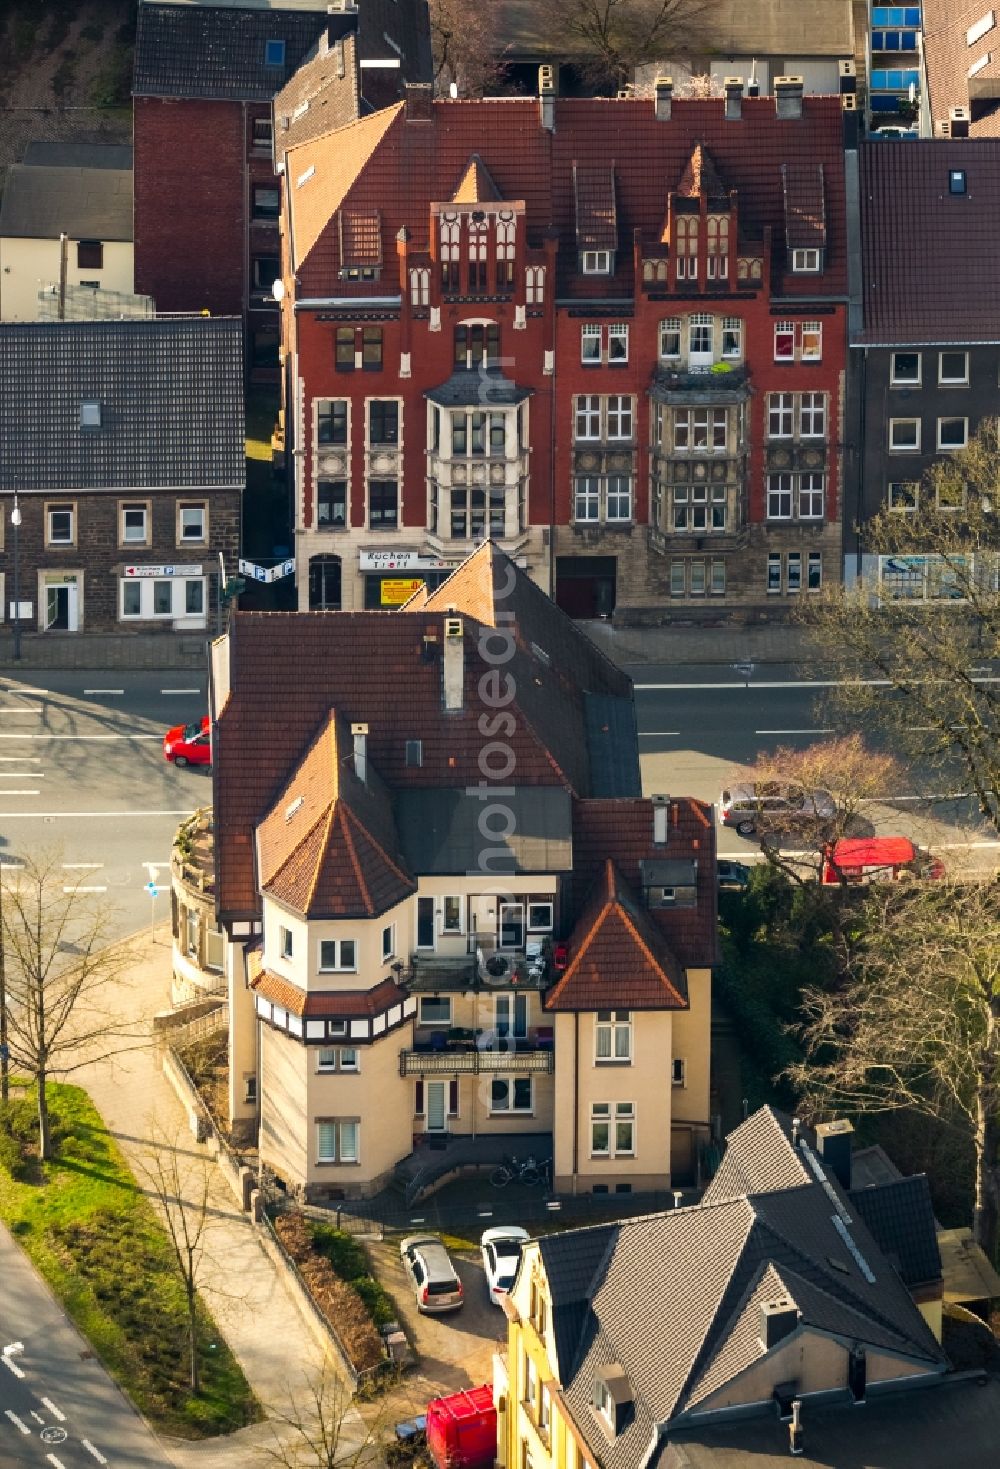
left=337, top=799, right=373, bottom=916
left=305, top=803, right=337, bottom=914
left=261, top=802, right=332, bottom=894
left=341, top=800, right=413, bottom=891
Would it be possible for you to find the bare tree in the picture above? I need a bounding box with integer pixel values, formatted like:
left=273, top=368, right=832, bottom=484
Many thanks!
left=258, top=1360, right=387, bottom=1469
left=137, top=1129, right=214, bottom=1394
left=1, top=851, right=133, bottom=1160
left=547, top=0, right=711, bottom=91
left=789, top=880, right=1000, bottom=1255
left=800, top=418, right=1000, bottom=836
left=429, top=0, right=508, bottom=96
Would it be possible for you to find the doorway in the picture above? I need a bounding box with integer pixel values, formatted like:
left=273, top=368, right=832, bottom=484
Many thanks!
left=555, top=556, right=617, bottom=619
left=499, top=903, right=525, bottom=949
left=308, top=555, right=342, bottom=610
left=426, top=1080, right=447, bottom=1133
left=44, top=581, right=79, bottom=631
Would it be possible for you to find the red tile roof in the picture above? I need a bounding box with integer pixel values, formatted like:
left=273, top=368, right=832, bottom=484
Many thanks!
left=573, top=161, right=618, bottom=251
left=857, top=139, right=1000, bottom=343
left=677, top=144, right=728, bottom=203
left=571, top=797, right=718, bottom=970
left=251, top=963, right=407, bottom=1019
left=782, top=163, right=827, bottom=248
left=452, top=155, right=502, bottom=203
left=287, top=94, right=848, bottom=300
left=546, top=859, right=688, bottom=1012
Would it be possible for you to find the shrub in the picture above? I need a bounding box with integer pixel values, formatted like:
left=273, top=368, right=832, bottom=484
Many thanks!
left=275, top=1214, right=386, bottom=1373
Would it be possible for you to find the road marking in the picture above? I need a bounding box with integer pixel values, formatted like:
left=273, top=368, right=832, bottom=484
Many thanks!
left=0, top=810, right=193, bottom=819
left=0, top=755, right=41, bottom=761
left=83, top=689, right=124, bottom=696
left=4, top=1410, right=29, bottom=1434
left=62, top=862, right=104, bottom=869
left=40, top=1398, right=65, bottom=1423
left=82, top=1443, right=109, bottom=1465
left=755, top=728, right=834, bottom=736
left=31, top=1412, right=43, bottom=1423
left=637, top=730, right=681, bottom=737
left=0, top=790, right=41, bottom=796
left=887, top=792, right=973, bottom=802
left=161, top=687, right=200, bottom=695
left=0, top=734, right=161, bottom=742
left=62, top=885, right=108, bottom=894
left=0, top=773, right=44, bottom=779
left=0, top=704, right=41, bottom=713
left=46, top=1455, right=67, bottom=1469
left=2, top=1342, right=25, bottom=1378
left=636, top=676, right=1000, bottom=691
left=939, top=841, right=1000, bottom=849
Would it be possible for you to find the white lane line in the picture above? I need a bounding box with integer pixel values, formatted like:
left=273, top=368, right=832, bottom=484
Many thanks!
left=62, top=886, right=108, bottom=894
left=83, top=689, right=124, bottom=696
left=636, top=676, right=1000, bottom=691
left=0, top=704, right=41, bottom=713
left=46, top=1455, right=67, bottom=1469
left=637, top=730, right=681, bottom=736
left=40, top=1398, right=65, bottom=1423
left=0, top=772, right=44, bottom=778
left=82, top=1443, right=109, bottom=1465
left=0, top=810, right=193, bottom=819
left=0, top=734, right=161, bottom=742
left=887, top=793, right=973, bottom=802
left=755, top=728, right=834, bottom=735
left=62, top=861, right=104, bottom=869
left=939, top=841, right=1000, bottom=849
left=4, top=1409, right=30, bottom=1434
left=2, top=1342, right=25, bottom=1378
left=0, top=755, right=41, bottom=762
left=161, top=687, right=200, bottom=695
left=30, top=1411, right=43, bottom=1424
left=0, top=790, right=41, bottom=796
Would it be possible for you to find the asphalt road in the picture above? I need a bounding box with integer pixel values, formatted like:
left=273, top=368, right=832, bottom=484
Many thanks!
left=0, top=1222, right=173, bottom=1468
left=0, top=671, right=209, bottom=938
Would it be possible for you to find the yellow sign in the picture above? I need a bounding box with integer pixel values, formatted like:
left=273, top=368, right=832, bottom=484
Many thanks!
left=380, top=577, right=425, bottom=607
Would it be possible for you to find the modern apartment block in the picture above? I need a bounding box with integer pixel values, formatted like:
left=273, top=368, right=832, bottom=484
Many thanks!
left=209, top=543, right=717, bottom=1200
left=277, top=79, right=850, bottom=621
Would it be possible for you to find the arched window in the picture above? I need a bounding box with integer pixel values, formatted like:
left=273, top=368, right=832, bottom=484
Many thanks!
left=440, top=213, right=460, bottom=290
left=496, top=211, right=516, bottom=291
left=674, top=215, right=699, bottom=280
left=707, top=215, right=729, bottom=281
left=467, top=212, right=489, bottom=292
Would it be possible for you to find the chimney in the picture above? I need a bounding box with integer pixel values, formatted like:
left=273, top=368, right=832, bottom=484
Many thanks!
left=724, top=76, right=743, bottom=121
left=404, top=82, right=433, bottom=123
left=949, top=105, right=971, bottom=138
left=838, top=58, right=857, bottom=96
left=774, top=76, right=804, bottom=120
left=759, top=1298, right=799, bottom=1351
left=654, top=75, right=673, bottom=122
left=815, top=1118, right=854, bottom=1190
left=443, top=616, right=464, bottom=711
left=789, top=1400, right=804, bottom=1456
left=791, top=1116, right=801, bottom=1145
left=651, top=793, right=669, bottom=845
left=325, top=0, right=359, bottom=47
left=539, top=65, right=556, bottom=131
left=351, top=722, right=368, bottom=783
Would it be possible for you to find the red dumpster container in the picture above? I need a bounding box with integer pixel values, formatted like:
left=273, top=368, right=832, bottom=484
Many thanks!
left=426, top=1385, right=497, bottom=1469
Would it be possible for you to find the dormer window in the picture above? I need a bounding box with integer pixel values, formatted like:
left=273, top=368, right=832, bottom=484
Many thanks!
left=592, top=1366, right=633, bottom=1436
left=791, top=247, right=822, bottom=273
left=581, top=250, right=612, bottom=275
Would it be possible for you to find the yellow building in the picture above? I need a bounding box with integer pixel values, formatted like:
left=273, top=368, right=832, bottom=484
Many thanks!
left=497, top=1104, right=947, bottom=1469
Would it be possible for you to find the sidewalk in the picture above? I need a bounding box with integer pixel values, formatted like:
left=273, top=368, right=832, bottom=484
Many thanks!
left=0, top=631, right=212, bottom=670
left=72, top=924, right=366, bottom=1469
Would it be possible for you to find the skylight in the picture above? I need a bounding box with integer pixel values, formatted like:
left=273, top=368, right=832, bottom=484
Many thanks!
left=296, top=164, right=315, bottom=188
left=969, top=52, right=991, bottom=75
left=264, top=38, right=286, bottom=67
left=285, top=796, right=304, bottom=821
left=967, top=11, right=995, bottom=45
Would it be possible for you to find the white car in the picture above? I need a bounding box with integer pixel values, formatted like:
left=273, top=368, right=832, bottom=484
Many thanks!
left=481, top=1226, right=529, bottom=1306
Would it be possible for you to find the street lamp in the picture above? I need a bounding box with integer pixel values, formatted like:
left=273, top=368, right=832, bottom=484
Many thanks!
left=11, top=493, right=21, bottom=661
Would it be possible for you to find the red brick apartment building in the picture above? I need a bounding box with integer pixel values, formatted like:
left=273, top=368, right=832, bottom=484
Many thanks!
left=278, top=78, right=850, bottom=618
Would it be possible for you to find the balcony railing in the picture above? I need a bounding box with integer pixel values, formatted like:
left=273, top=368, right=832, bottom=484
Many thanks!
left=648, top=523, right=750, bottom=556
left=399, top=1048, right=555, bottom=1076
left=651, top=364, right=749, bottom=396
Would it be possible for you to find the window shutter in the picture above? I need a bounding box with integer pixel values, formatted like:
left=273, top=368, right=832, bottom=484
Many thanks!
left=415, top=1081, right=424, bottom=1116
left=449, top=1079, right=459, bottom=1115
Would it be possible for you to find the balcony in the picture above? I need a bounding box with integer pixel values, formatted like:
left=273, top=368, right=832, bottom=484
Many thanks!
left=399, top=1042, right=555, bottom=1077
left=649, top=523, right=750, bottom=556
left=650, top=364, right=749, bottom=403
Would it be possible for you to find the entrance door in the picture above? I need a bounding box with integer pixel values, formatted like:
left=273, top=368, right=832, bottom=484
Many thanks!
left=426, top=1080, right=447, bottom=1133
left=45, top=583, right=77, bottom=631
left=416, top=896, right=435, bottom=949
left=499, top=904, right=525, bottom=949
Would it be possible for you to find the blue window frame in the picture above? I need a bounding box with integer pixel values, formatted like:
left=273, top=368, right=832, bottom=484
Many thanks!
left=264, top=38, right=286, bottom=66
left=872, top=6, right=920, bottom=24
left=872, top=29, right=918, bottom=49
left=870, top=68, right=920, bottom=91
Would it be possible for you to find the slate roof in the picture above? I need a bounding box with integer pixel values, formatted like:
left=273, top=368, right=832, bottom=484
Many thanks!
left=701, top=1107, right=811, bottom=1203
left=213, top=546, right=638, bottom=920
left=546, top=859, right=688, bottom=1012
left=0, top=163, right=132, bottom=241
left=425, top=369, right=532, bottom=408
left=857, top=139, right=1000, bottom=344
left=923, top=0, right=1000, bottom=138
left=849, top=1176, right=942, bottom=1288
left=395, top=788, right=573, bottom=876
left=0, top=319, right=244, bottom=493
left=256, top=709, right=414, bottom=920
left=21, top=141, right=133, bottom=169
left=134, top=3, right=329, bottom=101
left=571, top=798, right=717, bottom=970
left=285, top=95, right=848, bottom=301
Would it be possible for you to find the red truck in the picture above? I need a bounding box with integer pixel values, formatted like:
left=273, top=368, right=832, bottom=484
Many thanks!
left=426, top=1386, right=497, bottom=1469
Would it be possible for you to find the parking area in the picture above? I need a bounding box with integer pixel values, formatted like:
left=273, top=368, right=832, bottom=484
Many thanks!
left=368, top=1237, right=508, bottom=1410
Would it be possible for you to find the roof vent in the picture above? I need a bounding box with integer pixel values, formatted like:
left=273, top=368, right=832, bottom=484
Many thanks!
left=284, top=796, right=304, bottom=822
left=774, top=75, right=804, bottom=119
left=724, top=76, right=743, bottom=120
left=949, top=105, right=971, bottom=138
left=759, top=1298, right=799, bottom=1350
left=838, top=58, right=857, bottom=93
left=651, top=793, right=669, bottom=846
left=654, top=75, right=673, bottom=122
left=80, top=400, right=101, bottom=429
left=539, top=65, right=556, bottom=131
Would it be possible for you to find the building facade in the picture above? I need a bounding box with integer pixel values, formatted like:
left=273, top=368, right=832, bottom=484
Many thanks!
left=209, top=544, right=717, bottom=1199
left=0, top=318, right=243, bottom=635
left=279, top=81, right=850, bottom=621
left=847, top=139, right=1000, bottom=593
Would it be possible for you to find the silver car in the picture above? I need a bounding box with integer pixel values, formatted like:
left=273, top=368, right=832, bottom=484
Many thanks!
left=720, top=782, right=836, bottom=837
left=399, top=1233, right=464, bottom=1313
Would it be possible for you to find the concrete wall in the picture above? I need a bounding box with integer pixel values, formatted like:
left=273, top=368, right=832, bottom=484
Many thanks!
left=0, top=236, right=133, bottom=321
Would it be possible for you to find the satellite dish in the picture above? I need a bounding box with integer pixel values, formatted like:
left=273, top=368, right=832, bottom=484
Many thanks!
left=272, top=278, right=285, bottom=302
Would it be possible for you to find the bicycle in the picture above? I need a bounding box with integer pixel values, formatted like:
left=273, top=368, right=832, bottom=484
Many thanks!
left=490, top=1154, right=543, bottom=1188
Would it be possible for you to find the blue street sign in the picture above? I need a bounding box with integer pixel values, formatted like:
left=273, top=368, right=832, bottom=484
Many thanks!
left=145, top=882, right=159, bottom=899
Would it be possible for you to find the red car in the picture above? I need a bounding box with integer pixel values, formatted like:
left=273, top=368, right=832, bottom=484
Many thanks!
left=163, top=715, right=211, bottom=767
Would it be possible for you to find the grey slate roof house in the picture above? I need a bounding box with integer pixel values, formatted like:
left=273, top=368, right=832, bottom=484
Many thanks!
left=0, top=317, right=244, bottom=635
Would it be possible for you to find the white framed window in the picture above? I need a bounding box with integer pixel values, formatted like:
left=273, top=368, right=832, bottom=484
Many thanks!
left=670, top=561, right=686, bottom=597
left=767, top=473, right=794, bottom=519
left=889, top=418, right=921, bottom=451
left=590, top=1101, right=635, bottom=1157
left=937, top=417, right=968, bottom=450
left=606, top=475, right=632, bottom=521
left=801, top=321, right=822, bottom=361
left=939, top=350, right=969, bottom=385
left=316, top=1118, right=359, bottom=1165
left=936, top=479, right=966, bottom=511
left=774, top=321, right=795, bottom=360
left=178, top=502, right=208, bottom=544
left=582, top=250, right=611, bottom=275
left=317, top=1048, right=337, bottom=1072
left=490, top=1076, right=533, bottom=1113
left=317, top=1047, right=359, bottom=1073
left=767, top=553, right=782, bottom=594
left=495, top=992, right=528, bottom=1040
left=891, top=351, right=921, bottom=386
left=791, top=247, right=821, bottom=273
left=523, top=1352, right=538, bottom=1411
left=721, top=317, right=742, bottom=358
left=410, top=266, right=430, bottom=306
left=119, top=576, right=205, bottom=621
left=674, top=407, right=727, bottom=453
left=798, top=473, right=825, bottom=518
left=711, top=558, right=727, bottom=595
left=528, top=901, right=553, bottom=931
left=659, top=318, right=681, bottom=359
left=205, top=925, right=224, bottom=972
left=672, top=1058, right=686, bottom=1087
left=768, top=393, right=794, bottom=438
left=46, top=502, right=76, bottom=547
left=526, top=265, right=545, bottom=304
left=574, top=476, right=600, bottom=522
left=690, top=562, right=707, bottom=598
left=581, top=324, right=602, bottom=363
left=888, top=480, right=919, bottom=513
left=606, top=395, right=633, bottom=440
left=382, top=923, right=396, bottom=960
left=119, top=501, right=149, bottom=546
left=595, top=1009, right=631, bottom=1063
left=707, top=214, right=729, bottom=278
left=608, top=322, right=629, bottom=362
left=280, top=925, right=293, bottom=959
left=787, top=551, right=802, bottom=593
left=807, top=551, right=822, bottom=591
left=418, top=995, right=452, bottom=1025
left=799, top=393, right=826, bottom=437
left=688, top=313, right=713, bottom=361
left=575, top=395, right=601, bottom=440
left=442, top=895, right=463, bottom=932
left=319, top=938, right=356, bottom=971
